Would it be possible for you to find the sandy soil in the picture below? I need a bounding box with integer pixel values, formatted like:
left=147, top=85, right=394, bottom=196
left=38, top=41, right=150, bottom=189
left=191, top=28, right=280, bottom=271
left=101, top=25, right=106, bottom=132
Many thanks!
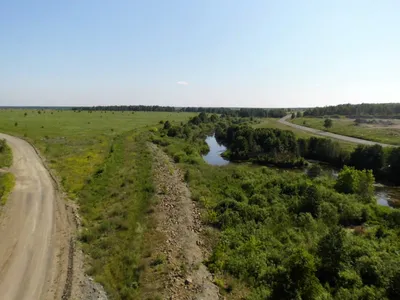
left=0, top=133, right=106, bottom=300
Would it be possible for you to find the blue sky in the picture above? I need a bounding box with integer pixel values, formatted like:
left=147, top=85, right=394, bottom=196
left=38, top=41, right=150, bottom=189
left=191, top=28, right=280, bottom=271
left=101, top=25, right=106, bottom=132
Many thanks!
left=1, top=0, right=399, bottom=107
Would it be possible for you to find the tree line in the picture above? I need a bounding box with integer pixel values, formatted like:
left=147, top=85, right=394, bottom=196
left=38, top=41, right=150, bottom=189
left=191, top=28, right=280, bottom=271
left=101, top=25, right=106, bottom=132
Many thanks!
left=304, top=103, right=400, bottom=118
left=178, top=113, right=400, bottom=184
left=72, top=105, right=287, bottom=118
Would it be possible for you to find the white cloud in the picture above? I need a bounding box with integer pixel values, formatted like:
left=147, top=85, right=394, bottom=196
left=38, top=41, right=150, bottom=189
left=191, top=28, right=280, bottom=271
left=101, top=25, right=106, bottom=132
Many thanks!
left=177, top=81, right=189, bottom=85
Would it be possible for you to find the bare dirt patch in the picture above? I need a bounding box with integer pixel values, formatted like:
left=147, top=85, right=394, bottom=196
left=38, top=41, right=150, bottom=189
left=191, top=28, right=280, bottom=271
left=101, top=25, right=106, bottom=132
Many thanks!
left=143, top=143, right=220, bottom=300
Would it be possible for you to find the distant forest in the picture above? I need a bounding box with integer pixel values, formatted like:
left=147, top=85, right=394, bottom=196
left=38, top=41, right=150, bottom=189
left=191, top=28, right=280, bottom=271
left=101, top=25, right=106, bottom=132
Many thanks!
left=304, top=103, right=400, bottom=118
left=73, top=105, right=287, bottom=118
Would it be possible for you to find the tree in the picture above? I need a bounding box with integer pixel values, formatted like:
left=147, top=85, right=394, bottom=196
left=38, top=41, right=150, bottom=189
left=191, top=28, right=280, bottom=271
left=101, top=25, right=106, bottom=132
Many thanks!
left=210, top=114, right=218, bottom=122
left=271, top=248, right=324, bottom=300
left=167, top=126, right=181, bottom=137
left=324, top=118, right=333, bottom=129
left=307, top=164, right=322, bottom=179
left=387, top=147, right=400, bottom=184
left=388, top=271, right=400, bottom=299
left=291, top=113, right=296, bottom=119
left=198, top=112, right=208, bottom=122
left=317, top=226, right=348, bottom=286
left=163, top=120, right=171, bottom=130
left=334, top=166, right=375, bottom=201
left=349, top=145, right=384, bottom=174
left=296, top=111, right=302, bottom=118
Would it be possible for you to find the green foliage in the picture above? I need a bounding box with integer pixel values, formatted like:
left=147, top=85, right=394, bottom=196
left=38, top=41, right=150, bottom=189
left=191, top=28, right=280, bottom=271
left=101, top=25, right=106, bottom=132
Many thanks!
left=335, top=166, right=375, bottom=201
left=299, top=137, right=348, bottom=167
left=78, top=132, right=155, bottom=299
left=160, top=124, right=400, bottom=299
left=317, top=227, right=348, bottom=285
left=307, top=164, right=322, bottom=178
left=0, top=139, right=12, bottom=168
left=387, top=147, right=400, bottom=184
left=324, top=118, right=333, bottom=129
left=0, top=172, right=15, bottom=205
left=163, top=120, right=171, bottom=129
left=219, top=124, right=304, bottom=167
left=349, top=145, right=385, bottom=174
left=304, top=103, right=400, bottom=118
left=0, top=110, right=194, bottom=198
left=74, top=105, right=287, bottom=118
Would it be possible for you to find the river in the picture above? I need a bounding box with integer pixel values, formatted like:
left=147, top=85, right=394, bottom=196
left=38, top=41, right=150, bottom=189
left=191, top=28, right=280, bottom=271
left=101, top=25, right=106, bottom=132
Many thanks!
left=202, top=135, right=400, bottom=208
left=202, top=136, right=230, bottom=166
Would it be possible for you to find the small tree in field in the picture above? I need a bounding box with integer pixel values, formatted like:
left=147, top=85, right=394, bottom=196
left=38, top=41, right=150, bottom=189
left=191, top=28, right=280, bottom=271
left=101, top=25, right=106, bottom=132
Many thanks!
left=291, top=113, right=296, bottom=119
left=163, top=121, right=171, bottom=130
left=324, top=118, right=333, bottom=129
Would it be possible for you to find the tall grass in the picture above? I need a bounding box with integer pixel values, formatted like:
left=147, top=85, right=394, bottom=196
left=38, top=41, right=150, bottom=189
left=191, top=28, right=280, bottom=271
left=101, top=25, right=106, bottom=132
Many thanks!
left=0, top=173, right=15, bottom=205
left=0, top=139, right=12, bottom=168
left=78, top=131, right=155, bottom=299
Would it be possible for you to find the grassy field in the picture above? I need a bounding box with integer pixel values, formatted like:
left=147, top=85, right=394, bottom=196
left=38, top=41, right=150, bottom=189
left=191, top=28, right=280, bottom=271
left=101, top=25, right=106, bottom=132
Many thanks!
left=0, top=109, right=195, bottom=198
left=254, top=118, right=356, bottom=151
left=78, top=131, right=156, bottom=299
left=0, top=109, right=196, bottom=299
left=0, top=139, right=14, bottom=205
left=292, top=117, right=400, bottom=146
left=0, top=109, right=196, bottom=298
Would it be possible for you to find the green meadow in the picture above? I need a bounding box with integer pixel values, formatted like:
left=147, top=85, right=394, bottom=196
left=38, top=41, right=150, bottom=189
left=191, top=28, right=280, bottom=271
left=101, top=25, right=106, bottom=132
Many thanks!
left=292, top=117, right=400, bottom=146
left=0, top=109, right=195, bottom=198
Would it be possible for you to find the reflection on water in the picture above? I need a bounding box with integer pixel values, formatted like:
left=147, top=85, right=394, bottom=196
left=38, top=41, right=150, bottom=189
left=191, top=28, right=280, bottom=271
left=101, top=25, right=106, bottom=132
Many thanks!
left=202, top=136, right=400, bottom=207
left=202, top=136, right=229, bottom=166
left=375, top=185, right=400, bottom=208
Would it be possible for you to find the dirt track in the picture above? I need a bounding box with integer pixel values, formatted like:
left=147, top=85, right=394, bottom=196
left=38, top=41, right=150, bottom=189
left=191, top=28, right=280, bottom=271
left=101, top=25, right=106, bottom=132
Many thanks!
left=279, top=115, right=392, bottom=147
left=0, top=133, right=71, bottom=300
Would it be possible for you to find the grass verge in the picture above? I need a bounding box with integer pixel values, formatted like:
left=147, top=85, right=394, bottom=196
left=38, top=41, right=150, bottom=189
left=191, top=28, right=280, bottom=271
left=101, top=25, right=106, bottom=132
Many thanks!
left=0, top=139, right=12, bottom=168
left=78, top=130, right=155, bottom=299
left=0, top=173, right=15, bottom=205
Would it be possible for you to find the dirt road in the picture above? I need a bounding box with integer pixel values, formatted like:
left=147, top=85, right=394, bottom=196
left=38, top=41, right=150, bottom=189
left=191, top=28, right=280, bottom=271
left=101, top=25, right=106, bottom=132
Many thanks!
left=0, top=133, right=71, bottom=300
left=279, top=115, right=392, bottom=147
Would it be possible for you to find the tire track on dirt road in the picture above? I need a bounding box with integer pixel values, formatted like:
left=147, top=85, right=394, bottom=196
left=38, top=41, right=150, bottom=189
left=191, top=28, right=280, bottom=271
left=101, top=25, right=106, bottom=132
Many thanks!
left=0, top=133, right=72, bottom=300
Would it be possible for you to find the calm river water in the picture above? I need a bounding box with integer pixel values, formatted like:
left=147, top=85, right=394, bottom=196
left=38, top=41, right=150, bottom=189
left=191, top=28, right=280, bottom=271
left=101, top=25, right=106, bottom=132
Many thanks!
left=203, top=135, right=400, bottom=208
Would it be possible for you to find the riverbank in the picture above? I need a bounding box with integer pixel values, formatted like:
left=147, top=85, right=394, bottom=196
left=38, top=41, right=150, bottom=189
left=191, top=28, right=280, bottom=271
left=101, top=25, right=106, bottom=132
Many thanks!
left=202, top=135, right=400, bottom=208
